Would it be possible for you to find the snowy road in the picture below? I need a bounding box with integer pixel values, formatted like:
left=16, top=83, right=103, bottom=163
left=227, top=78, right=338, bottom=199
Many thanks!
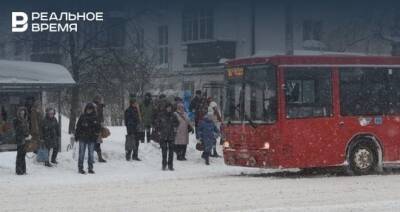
left=2, top=171, right=400, bottom=212
left=1, top=126, right=400, bottom=211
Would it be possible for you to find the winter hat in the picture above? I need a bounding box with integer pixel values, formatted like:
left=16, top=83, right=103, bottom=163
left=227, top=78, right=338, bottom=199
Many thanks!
left=84, top=103, right=96, bottom=114
left=174, top=96, right=182, bottom=102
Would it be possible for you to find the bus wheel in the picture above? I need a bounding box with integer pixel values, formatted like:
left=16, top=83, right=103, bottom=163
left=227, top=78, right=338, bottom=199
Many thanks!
left=349, top=143, right=377, bottom=175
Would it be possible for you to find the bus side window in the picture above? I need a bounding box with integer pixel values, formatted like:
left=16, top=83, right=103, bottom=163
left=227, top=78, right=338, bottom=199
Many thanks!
left=285, top=68, right=332, bottom=119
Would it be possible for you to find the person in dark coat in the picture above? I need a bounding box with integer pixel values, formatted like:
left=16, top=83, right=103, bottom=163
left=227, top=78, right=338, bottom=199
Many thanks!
left=14, top=106, right=30, bottom=175
left=124, top=96, right=141, bottom=161
left=75, top=103, right=101, bottom=174
left=158, top=103, right=179, bottom=170
left=93, top=95, right=107, bottom=163
left=152, top=94, right=168, bottom=143
left=198, top=114, right=220, bottom=165
left=189, top=90, right=202, bottom=135
left=140, top=93, right=154, bottom=143
left=41, top=108, right=60, bottom=167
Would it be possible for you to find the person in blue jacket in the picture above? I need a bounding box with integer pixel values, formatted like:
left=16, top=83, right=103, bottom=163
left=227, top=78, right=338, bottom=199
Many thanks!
left=198, top=113, right=220, bottom=165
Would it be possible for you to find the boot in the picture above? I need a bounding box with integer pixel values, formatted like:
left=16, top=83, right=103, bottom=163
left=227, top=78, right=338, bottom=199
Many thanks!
left=79, top=169, right=86, bottom=174
left=211, top=148, right=221, bottom=158
left=88, top=169, right=95, bottom=174
left=51, top=160, right=58, bottom=164
left=45, top=161, right=53, bottom=167
left=168, top=166, right=174, bottom=171
left=205, top=152, right=210, bottom=165
left=126, top=151, right=132, bottom=161
left=162, top=165, right=167, bottom=171
left=97, top=151, right=107, bottom=163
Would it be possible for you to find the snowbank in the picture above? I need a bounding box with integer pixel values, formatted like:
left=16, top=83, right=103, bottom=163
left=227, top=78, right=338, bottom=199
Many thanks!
left=0, top=124, right=264, bottom=186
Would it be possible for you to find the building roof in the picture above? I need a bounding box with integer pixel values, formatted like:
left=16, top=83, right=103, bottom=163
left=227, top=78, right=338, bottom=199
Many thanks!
left=0, top=60, right=75, bottom=89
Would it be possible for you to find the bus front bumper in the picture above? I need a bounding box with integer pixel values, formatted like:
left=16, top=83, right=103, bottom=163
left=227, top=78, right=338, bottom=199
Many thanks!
left=223, top=148, right=277, bottom=168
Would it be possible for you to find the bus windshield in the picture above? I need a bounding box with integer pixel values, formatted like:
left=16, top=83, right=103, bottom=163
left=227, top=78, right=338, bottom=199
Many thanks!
left=225, top=65, right=277, bottom=124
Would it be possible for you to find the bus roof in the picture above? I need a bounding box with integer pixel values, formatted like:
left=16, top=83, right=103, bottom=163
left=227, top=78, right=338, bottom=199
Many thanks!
left=225, top=55, right=400, bottom=68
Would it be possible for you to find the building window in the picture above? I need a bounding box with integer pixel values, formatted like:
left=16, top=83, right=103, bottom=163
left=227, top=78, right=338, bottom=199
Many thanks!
left=106, top=17, right=126, bottom=47
left=158, top=25, right=168, bottom=64
left=86, top=17, right=126, bottom=48
left=135, top=27, right=144, bottom=50
left=302, top=20, right=322, bottom=41
left=186, top=41, right=235, bottom=66
left=182, top=7, right=213, bottom=42
left=0, top=43, right=5, bottom=58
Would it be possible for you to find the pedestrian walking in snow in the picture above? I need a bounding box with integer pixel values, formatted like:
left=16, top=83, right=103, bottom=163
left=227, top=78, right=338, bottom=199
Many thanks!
left=140, top=93, right=154, bottom=143
left=158, top=103, right=179, bottom=170
left=93, top=95, right=107, bottom=163
left=207, top=97, right=222, bottom=157
left=14, top=107, right=30, bottom=175
left=198, top=114, right=220, bottom=165
left=174, top=103, right=193, bottom=161
left=41, top=108, right=60, bottom=167
left=124, top=95, right=142, bottom=161
left=75, top=103, right=101, bottom=174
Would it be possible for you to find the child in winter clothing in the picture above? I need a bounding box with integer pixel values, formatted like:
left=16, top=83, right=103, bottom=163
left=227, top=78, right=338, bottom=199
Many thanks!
left=198, top=114, right=220, bottom=165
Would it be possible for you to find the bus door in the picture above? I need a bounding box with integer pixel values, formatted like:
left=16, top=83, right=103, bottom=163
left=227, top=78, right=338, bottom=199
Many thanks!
left=282, top=67, right=339, bottom=168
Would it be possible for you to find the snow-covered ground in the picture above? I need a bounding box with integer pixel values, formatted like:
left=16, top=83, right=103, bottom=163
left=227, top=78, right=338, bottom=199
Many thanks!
left=1, top=122, right=400, bottom=211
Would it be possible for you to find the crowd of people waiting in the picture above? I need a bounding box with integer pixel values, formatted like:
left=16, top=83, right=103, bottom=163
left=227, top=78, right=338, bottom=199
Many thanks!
left=13, top=90, right=223, bottom=175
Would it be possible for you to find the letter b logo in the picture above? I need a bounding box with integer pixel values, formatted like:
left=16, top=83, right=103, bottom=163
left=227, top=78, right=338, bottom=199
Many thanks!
left=12, top=12, right=28, bottom=32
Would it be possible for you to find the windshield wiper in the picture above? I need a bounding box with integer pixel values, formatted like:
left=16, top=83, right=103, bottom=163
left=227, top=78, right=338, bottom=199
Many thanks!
left=244, top=114, right=257, bottom=128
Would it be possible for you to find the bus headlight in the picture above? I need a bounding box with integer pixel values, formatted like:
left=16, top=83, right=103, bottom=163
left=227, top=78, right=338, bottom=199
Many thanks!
left=223, top=141, right=230, bottom=148
left=263, top=142, right=270, bottom=150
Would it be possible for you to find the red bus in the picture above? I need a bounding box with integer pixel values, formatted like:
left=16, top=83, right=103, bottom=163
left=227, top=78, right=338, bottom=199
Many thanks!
left=222, top=55, right=400, bottom=175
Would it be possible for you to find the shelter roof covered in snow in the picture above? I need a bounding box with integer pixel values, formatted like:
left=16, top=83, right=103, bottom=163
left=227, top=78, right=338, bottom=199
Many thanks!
left=0, top=60, right=75, bottom=89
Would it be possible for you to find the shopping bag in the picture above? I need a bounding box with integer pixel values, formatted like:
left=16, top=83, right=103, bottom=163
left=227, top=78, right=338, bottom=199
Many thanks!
left=100, top=127, right=111, bottom=139
left=25, top=139, right=39, bottom=153
left=36, top=146, right=49, bottom=162
left=195, top=141, right=204, bottom=151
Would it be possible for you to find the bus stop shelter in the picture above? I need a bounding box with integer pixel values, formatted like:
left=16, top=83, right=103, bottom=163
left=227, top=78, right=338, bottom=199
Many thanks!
left=0, top=60, right=75, bottom=151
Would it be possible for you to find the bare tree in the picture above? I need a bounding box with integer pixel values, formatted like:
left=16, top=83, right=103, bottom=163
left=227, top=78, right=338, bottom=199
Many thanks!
left=12, top=9, right=158, bottom=130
